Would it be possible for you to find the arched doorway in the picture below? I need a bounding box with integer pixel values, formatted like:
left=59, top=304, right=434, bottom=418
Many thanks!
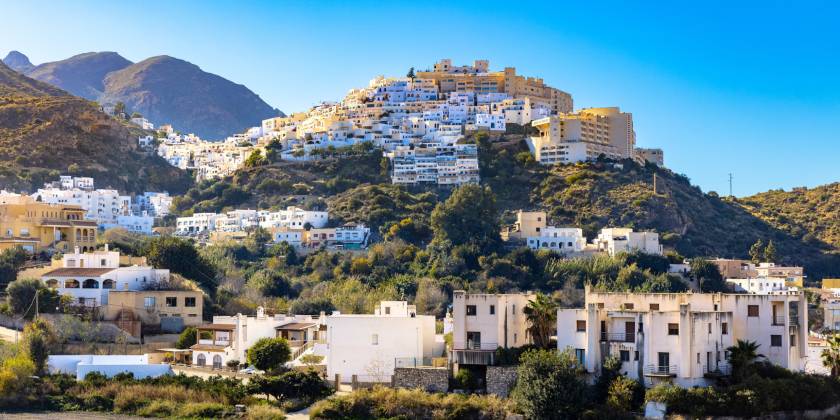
left=197, top=354, right=206, bottom=367
left=82, top=279, right=99, bottom=289
left=212, top=355, right=222, bottom=369
left=64, top=279, right=80, bottom=288
left=102, top=279, right=115, bottom=289
left=45, top=279, right=59, bottom=288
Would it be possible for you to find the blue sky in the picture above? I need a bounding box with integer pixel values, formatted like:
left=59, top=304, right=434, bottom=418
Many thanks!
left=2, top=0, right=838, bottom=196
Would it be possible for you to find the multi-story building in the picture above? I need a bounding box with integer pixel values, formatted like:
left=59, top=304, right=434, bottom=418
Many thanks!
left=594, top=228, right=662, bottom=256
left=191, top=307, right=323, bottom=368
left=417, top=59, right=573, bottom=115
left=41, top=246, right=170, bottom=307
left=0, top=193, right=98, bottom=253
left=175, top=213, right=225, bottom=235
left=527, top=107, right=636, bottom=165
left=712, top=260, right=805, bottom=289
left=305, top=224, right=371, bottom=250
left=500, top=210, right=547, bottom=242
left=134, top=192, right=173, bottom=218
left=386, top=142, right=479, bottom=186
left=326, top=301, right=439, bottom=383
left=635, top=147, right=665, bottom=167
left=176, top=207, right=329, bottom=238
left=726, top=277, right=792, bottom=293
left=104, top=289, right=204, bottom=334
left=451, top=291, right=537, bottom=365
left=527, top=227, right=587, bottom=254
left=557, top=287, right=807, bottom=388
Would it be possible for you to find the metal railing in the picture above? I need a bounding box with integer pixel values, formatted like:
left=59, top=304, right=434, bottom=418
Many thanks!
left=772, top=316, right=786, bottom=326
left=451, top=350, right=495, bottom=366
left=644, top=364, right=678, bottom=376
left=600, top=332, right=635, bottom=343
left=456, top=342, right=498, bottom=351
left=702, top=363, right=731, bottom=376
left=394, top=357, right=448, bottom=368
left=291, top=340, right=314, bottom=361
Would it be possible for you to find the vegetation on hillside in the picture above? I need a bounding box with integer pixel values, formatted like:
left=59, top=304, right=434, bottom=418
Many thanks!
left=0, top=61, right=192, bottom=193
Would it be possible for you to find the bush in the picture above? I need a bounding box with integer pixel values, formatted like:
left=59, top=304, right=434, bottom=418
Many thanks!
left=247, top=403, right=287, bottom=420
left=178, top=401, right=231, bottom=418
left=309, top=386, right=510, bottom=420
left=511, top=349, right=588, bottom=420
left=251, top=370, right=332, bottom=403
left=247, top=338, right=291, bottom=373
left=136, top=400, right=178, bottom=417
left=176, top=326, right=197, bottom=349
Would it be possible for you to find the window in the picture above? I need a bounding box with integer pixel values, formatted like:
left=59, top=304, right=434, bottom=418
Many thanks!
left=634, top=351, right=639, bottom=361
left=668, top=323, right=679, bottom=335
left=596, top=303, right=604, bottom=309
left=144, top=297, right=156, bottom=308
left=623, top=303, right=634, bottom=310
left=619, top=350, right=630, bottom=362
left=649, top=303, right=659, bottom=311
left=748, top=305, right=759, bottom=317
left=371, top=334, right=379, bottom=345
left=512, top=304, right=516, bottom=314
left=708, top=323, right=712, bottom=334
left=385, top=307, right=391, bottom=315
left=575, top=349, right=585, bottom=365
left=790, top=335, right=796, bottom=346
left=185, top=297, right=196, bottom=307
left=166, top=297, right=177, bottom=307
left=576, top=320, right=586, bottom=332
left=466, top=305, right=477, bottom=316
left=100, top=258, right=106, bottom=267
left=721, top=322, right=729, bottom=334
left=489, top=305, right=495, bottom=315
left=771, top=335, right=782, bottom=347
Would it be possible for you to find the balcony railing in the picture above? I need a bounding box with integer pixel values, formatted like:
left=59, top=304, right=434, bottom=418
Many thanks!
left=395, top=357, right=448, bottom=368
left=772, top=316, right=786, bottom=326
left=644, top=364, right=678, bottom=377
left=457, top=342, right=498, bottom=351
left=600, top=332, right=635, bottom=343
left=198, top=339, right=230, bottom=347
left=702, top=363, right=731, bottom=377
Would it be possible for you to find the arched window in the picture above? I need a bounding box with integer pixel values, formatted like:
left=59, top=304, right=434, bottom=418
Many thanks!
left=102, top=279, right=115, bottom=289
left=45, top=279, right=59, bottom=288
left=212, top=355, right=223, bottom=369
left=196, top=354, right=206, bottom=366
left=64, top=279, right=80, bottom=288
left=82, top=279, right=99, bottom=289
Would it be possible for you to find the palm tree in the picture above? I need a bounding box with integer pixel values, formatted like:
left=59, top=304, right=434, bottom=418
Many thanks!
left=524, top=293, right=558, bottom=349
left=821, top=333, right=840, bottom=377
left=726, top=339, right=764, bottom=380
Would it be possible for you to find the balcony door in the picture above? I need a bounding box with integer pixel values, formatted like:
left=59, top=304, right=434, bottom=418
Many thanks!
left=658, top=352, right=670, bottom=373
left=467, top=331, right=481, bottom=349
left=624, top=321, right=635, bottom=342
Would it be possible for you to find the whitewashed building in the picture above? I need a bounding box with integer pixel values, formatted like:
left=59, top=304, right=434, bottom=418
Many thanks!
left=451, top=291, right=537, bottom=365
left=527, top=227, right=586, bottom=254
left=594, top=228, right=662, bottom=256
left=326, top=301, right=439, bottom=383
left=556, top=287, right=808, bottom=388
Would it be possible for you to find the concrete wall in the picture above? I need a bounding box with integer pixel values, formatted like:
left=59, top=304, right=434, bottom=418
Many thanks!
left=76, top=363, right=172, bottom=380
left=393, top=367, right=449, bottom=393
left=486, top=366, right=518, bottom=397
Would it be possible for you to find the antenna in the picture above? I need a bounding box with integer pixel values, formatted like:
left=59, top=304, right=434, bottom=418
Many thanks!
left=728, top=173, right=733, bottom=197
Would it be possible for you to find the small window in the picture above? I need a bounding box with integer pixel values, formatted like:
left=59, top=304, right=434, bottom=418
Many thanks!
left=575, top=349, right=585, bottom=365
left=748, top=305, right=759, bottom=317
left=576, top=320, right=586, bottom=332
left=624, top=303, right=634, bottom=310
left=489, top=305, right=495, bottom=315
left=166, top=297, right=177, bottom=307
left=385, top=307, right=391, bottom=315
left=185, top=297, right=196, bottom=307
left=100, top=258, right=106, bottom=267
left=708, top=323, right=712, bottom=334
left=596, top=303, right=604, bottom=309
left=619, top=350, right=630, bottom=362
left=790, top=335, right=796, bottom=347
left=668, top=323, right=679, bottom=335
left=771, top=334, right=782, bottom=347
left=371, top=334, right=379, bottom=345
left=144, top=297, right=156, bottom=308
left=649, top=303, right=659, bottom=311
left=721, top=322, right=728, bottom=334
left=634, top=351, right=639, bottom=361
left=466, top=305, right=477, bottom=316
left=512, top=304, right=516, bottom=314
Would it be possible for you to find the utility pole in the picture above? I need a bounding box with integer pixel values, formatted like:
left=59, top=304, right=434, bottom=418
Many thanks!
left=728, top=173, right=734, bottom=197
left=35, top=290, right=39, bottom=319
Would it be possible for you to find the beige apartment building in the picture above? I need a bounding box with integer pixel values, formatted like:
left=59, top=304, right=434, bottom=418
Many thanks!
left=417, top=59, right=573, bottom=114
left=501, top=210, right=547, bottom=242
left=451, top=291, right=537, bottom=365
left=104, top=290, right=204, bottom=334
left=0, top=194, right=98, bottom=253
left=528, top=107, right=636, bottom=165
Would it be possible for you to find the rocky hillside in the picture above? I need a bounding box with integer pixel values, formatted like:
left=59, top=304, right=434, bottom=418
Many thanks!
left=4, top=51, right=281, bottom=139
left=172, top=133, right=840, bottom=280
left=0, top=61, right=192, bottom=193
left=100, top=56, right=280, bottom=139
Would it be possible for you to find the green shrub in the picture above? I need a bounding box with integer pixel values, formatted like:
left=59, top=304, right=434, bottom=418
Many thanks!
left=247, top=403, right=287, bottom=419
left=136, top=400, right=179, bottom=417
left=178, top=401, right=231, bottom=418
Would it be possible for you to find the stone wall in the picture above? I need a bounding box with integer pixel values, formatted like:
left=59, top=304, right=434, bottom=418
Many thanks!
left=393, top=367, right=449, bottom=393
left=486, top=366, right=518, bottom=397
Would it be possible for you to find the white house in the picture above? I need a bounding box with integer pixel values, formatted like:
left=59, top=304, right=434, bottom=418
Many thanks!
left=326, top=301, right=439, bottom=383
left=191, top=307, right=323, bottom=369
left=451, top=291, right=536, bottom=365
left=594, top=228, right=662, bottom=256
left=49, top=354, right=172, bottom=380
left=556, top=287, right=808, bottom=388
left=176, top=213, right=224, bottom=235
left=726, top=277, right=793, bottom=294
left=41, top=246, right=170, bottom=307
left=527, top=227, right=586, bottom=254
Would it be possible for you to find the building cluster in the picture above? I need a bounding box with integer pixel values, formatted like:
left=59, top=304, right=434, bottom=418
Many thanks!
left=0, top=192, right=99, bottom=253
left=502, top=211, right=662, bottom=256
left=710, top=259, right=805, bottom=293
left=18, top=176, right=172, bottom=234
left=150, top=123, right=257, bottom=182
left=175, top=207, right=370, bottom=250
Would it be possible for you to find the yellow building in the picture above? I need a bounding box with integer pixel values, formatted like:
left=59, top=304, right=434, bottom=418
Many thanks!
left=105, top=289, right=204, bottom=335
left=0, top=195, right=97, bottom=253
left=417, top=59, right=573, bottom=114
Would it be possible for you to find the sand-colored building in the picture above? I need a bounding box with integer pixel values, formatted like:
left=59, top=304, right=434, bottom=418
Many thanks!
left=0, top=193, right=98, bottom=253
left=104, top=289, right=204, bottom=334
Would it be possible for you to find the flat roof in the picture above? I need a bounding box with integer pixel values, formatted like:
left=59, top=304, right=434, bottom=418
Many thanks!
left=196, top=324, right=235, bottom=331
left=42, top=267, right=115, bottom=277
left=190, top=344, right=227, bottom=352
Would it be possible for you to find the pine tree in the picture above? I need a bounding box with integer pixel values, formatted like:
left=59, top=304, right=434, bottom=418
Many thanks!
left=749, top=239, right=764, bottom=263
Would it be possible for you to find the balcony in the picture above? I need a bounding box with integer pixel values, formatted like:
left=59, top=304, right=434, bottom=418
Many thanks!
left=772, top=316, right=786, bottom=326
left=198, top=339, right=230, bottom=347
left=600, top=332, right=635, bottom=343
left=703, top=363, right=731, bottom=378
left=644, top=364, right=678, bottom=377
left=451, top=342, right=498, bottom=366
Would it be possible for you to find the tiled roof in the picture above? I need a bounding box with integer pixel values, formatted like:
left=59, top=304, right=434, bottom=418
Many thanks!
left=42, top=267, right=115, bottom=277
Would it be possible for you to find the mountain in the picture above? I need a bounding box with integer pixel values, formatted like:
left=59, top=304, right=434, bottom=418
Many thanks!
left=99, top=56, right=280, bottom=139
left=25, top=52, right=132, bottom=100
left=2, top=51, right=34, bottom=73
left=172, top=132, right=840, bottom=280
left=0, top=60, right=192, bottom=194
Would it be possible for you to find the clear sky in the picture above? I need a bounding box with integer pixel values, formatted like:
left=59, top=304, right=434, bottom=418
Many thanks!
left=2, top=0, right=838, bottom=196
